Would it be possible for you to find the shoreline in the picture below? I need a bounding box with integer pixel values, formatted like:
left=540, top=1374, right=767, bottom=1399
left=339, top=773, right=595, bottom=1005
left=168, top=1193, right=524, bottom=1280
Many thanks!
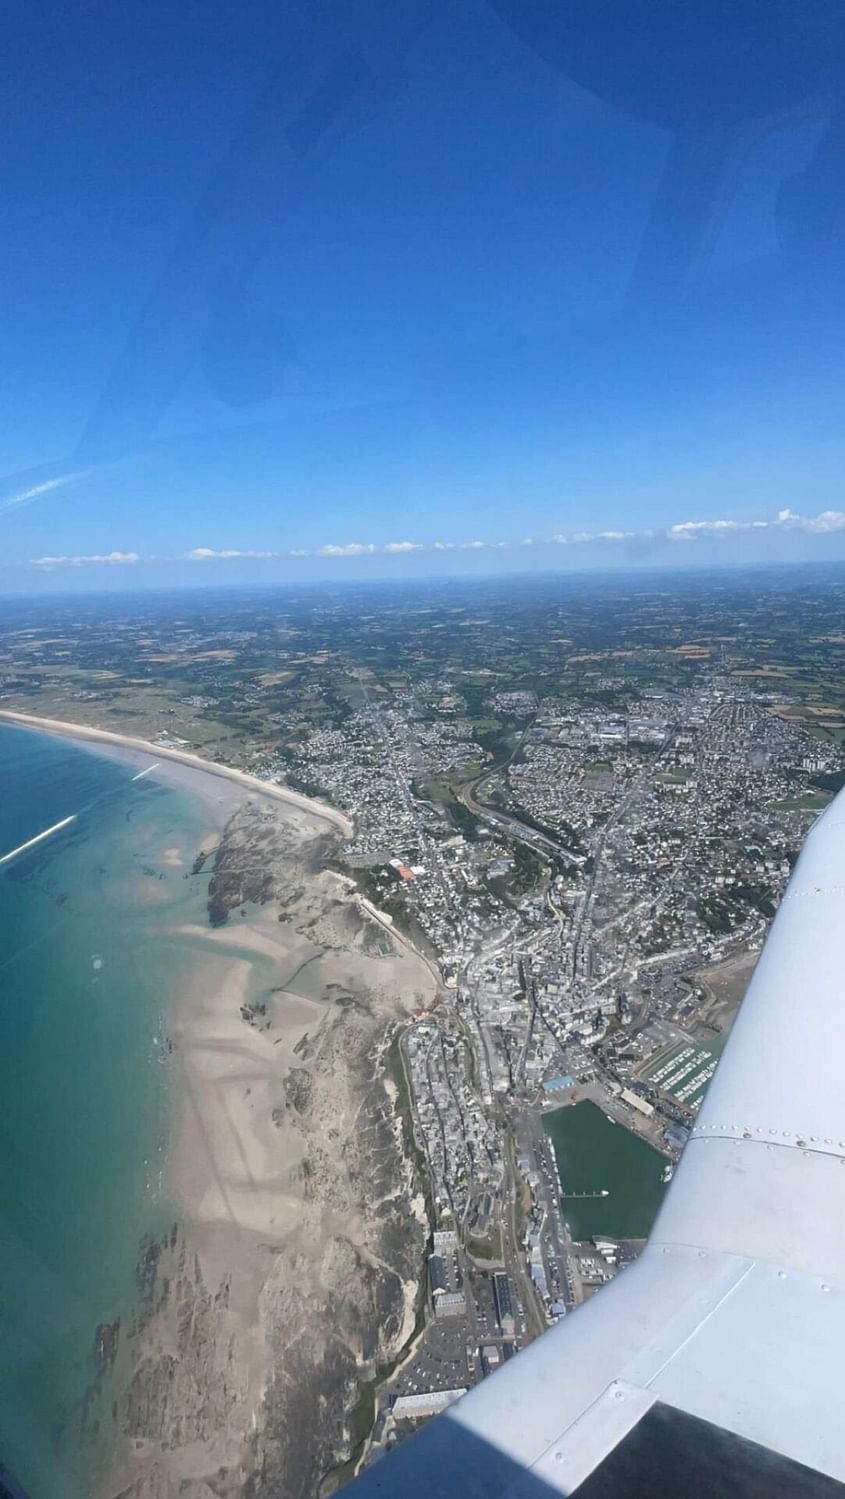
left=0, top=710, right=438, bottom=1493
left=1, top=705, right=438, bottom=1494
left=0, top=708, right=353, bottom=839
left=0, top=706, right=441, bottom=990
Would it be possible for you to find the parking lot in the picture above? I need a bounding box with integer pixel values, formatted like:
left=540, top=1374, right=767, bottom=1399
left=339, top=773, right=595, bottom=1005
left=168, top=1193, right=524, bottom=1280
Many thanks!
left=393, top=1322, right=470, bottom=1397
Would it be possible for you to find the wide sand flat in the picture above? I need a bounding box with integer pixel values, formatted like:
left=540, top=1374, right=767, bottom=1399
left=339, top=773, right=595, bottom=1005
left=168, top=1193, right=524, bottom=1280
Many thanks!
left=2, top=709, right=435, bottom=1497
left=100, top=770, right=432, bottom=1498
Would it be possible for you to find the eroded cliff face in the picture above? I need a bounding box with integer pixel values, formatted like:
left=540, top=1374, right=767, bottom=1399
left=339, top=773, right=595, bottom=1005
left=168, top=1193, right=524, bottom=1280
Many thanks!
left=107, top=800, right=433, bottom=1499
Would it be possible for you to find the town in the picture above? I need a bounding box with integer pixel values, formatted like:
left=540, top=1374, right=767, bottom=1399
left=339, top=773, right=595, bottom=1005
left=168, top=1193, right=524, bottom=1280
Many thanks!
left=2, top=565, right=844, bottom=1462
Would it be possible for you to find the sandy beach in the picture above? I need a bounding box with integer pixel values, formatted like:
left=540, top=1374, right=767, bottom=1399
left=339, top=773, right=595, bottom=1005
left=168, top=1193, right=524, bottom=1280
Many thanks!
left=0, top=710, right=436, bottom=1497
left=0, top=708, right=353, bottom=837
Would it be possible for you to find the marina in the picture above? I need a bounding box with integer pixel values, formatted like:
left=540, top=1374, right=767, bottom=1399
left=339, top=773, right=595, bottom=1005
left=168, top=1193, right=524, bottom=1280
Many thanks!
left=543, top=1100, right=669, bottom=1241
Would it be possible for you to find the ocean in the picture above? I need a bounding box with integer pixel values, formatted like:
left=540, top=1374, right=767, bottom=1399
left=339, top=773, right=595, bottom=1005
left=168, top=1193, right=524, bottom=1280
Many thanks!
left=0, top=724, right=218, bottom=1498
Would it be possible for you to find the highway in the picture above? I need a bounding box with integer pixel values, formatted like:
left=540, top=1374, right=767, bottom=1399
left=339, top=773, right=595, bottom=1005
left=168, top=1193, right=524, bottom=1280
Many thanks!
left=458, top=773, right=585, bottom=868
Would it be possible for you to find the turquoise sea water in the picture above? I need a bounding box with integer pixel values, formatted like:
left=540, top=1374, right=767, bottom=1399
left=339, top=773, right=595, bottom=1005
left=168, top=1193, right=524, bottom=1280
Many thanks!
left=0, top=725, right=218, bottom=1498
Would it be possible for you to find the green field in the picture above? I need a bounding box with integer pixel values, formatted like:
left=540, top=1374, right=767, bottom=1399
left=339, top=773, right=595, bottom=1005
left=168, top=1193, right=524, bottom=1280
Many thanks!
left=769, top=792, right=831, bottom=812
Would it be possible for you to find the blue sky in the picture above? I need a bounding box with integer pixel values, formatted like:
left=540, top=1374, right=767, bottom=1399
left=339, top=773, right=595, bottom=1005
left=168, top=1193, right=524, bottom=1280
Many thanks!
left=3, top=0, right=845, bottom=590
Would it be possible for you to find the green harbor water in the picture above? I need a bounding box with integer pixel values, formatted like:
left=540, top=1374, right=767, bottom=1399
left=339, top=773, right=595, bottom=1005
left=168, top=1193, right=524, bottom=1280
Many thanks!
left=543, top=1099, right=668, bottom=1241
left=0, top=724, right=224, bottom=1499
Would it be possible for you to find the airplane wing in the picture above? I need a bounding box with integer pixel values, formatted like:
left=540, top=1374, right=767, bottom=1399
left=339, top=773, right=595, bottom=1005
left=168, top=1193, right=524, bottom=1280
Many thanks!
left=348, top=789, right=845, bottom=1496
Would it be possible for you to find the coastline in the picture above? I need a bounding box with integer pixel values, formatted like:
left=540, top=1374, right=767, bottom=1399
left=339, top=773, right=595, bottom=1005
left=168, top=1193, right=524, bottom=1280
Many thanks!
left=0, top=709, right=353, bottom=839
left=0, top=711, right=435, bottom=1496
left=0, top=707, right=441, bottom=990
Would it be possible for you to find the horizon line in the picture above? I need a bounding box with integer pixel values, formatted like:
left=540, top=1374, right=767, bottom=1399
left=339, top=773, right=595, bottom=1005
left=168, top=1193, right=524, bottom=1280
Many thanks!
left=3, top=554, right=845, bottom=602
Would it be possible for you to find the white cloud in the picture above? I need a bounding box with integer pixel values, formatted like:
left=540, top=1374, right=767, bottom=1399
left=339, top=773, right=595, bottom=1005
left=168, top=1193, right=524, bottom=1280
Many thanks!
left=0, top=471, right=84, bottom=516
left=667, top=508, right=845, bottom=541
left=318, top=542, right=377, bottom=557
left=668, top=518, right=756, bottom=540
left=791, top=509, right=845, bottom=533
left=221, top=548, right=275, bottom=558
left=772, top=507, right=845, bottom=529
left=186, top=546, right=276, bottom=560
left=177, top=510, right=845, bottom=560
left=552, top=531, right=597, bottom=544
left=31, top=550, right=139, bottom=569
left=23, top=506, right=845, bottom=575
